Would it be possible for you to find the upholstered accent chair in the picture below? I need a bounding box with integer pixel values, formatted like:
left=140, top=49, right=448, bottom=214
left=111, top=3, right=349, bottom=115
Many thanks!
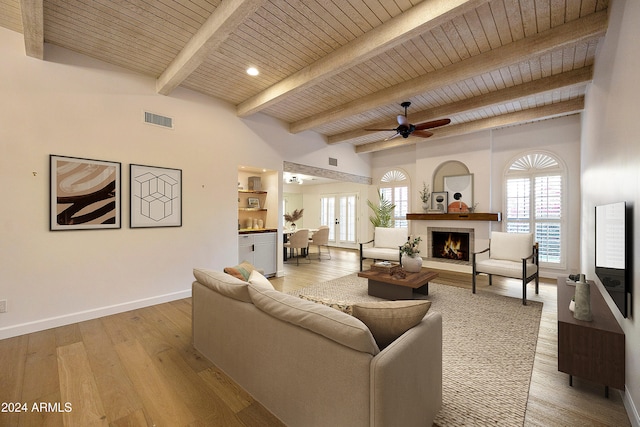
left=359, top=227, right=408, bottom=271
left=308, top=226, right=331, bottom=260
left=284, top=228, right=310, bottom=265
left=472, top=231, right=539, bottom=305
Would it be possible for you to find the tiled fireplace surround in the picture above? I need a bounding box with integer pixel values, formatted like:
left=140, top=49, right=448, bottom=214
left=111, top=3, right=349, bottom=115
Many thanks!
left=426, top=227, right=475, bottom=265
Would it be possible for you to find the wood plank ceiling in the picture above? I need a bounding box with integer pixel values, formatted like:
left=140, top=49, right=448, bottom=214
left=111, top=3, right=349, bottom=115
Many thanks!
left=1, top=0, right=609, bottom=153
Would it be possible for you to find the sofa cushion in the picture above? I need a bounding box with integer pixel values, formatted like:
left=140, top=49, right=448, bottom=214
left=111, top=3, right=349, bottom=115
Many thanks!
left=475, top=259, right=538, bottom=278
left=248, top=285, right=379, bottom=355
left=223, top=261, right=256, bottom=281
left=362, top=247, right=401, bottom=262
left=489, top=232, right=533, bottom=262
left=299, top=294, right=353, bottom=315
left=374, top=227, right=407, bottom=249
left=352, top=301, right=431, bottom=348
left=248, top=270, right=274, bottom=290
left=193, top=268, right=252, bottom=303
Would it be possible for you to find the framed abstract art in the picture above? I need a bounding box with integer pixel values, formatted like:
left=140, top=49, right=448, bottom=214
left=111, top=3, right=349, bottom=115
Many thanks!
left=50, top=155, right=121, bottom=230
left=130, top=164, right=182, bottom=228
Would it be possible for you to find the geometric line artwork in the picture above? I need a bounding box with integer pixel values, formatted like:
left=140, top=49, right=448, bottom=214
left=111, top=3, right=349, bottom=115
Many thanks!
left=130, top=164, right=182, bottom=228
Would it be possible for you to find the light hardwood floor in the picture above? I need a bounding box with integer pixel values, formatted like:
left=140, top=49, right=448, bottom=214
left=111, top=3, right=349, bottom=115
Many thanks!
left=0, top=248, right=630, bottom=426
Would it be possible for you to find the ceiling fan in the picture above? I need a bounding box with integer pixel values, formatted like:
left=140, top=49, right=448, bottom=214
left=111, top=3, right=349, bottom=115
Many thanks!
left=365, top=101, right=451, bottom=141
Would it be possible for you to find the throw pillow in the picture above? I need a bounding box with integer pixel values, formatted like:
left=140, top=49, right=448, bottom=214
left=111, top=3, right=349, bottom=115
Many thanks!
left=224, top=261, right=256, bottom=281
left=248, top=270, right=274, bottom=290
left=352, top=300, right=431, bottom=349
left=299, top=294, right=353, bottom=315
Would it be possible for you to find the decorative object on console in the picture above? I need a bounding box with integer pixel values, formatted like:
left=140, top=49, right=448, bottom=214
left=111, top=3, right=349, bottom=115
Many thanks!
left=401, top=236, right=423, bottom=273
left=431, top=191, right=448, bottom=213
left=444, top=174, right=473, bottom=213
left=573, top=274, right=593, bottom=321
left=50, top=155, right=121, bottom=230
left=419, top=182, right=431, bottom=211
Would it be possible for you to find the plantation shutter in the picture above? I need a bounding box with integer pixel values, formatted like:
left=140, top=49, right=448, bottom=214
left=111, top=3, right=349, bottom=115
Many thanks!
left=505, top=153, right=565, bottom=268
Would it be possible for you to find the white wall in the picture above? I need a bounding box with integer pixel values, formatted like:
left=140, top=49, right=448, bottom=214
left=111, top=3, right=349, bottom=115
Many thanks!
left=0, top=27, right=370, bottom=338
left=581, top=0, right=640, bottom=422
left=371, top=115, right=582, bottom=276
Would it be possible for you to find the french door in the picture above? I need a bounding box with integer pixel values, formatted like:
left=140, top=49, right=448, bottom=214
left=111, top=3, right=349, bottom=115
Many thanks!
left=320, top=194, right=358, bottom=249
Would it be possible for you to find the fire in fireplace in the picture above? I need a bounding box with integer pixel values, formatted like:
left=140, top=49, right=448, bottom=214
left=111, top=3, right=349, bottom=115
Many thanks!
left=432, top=231, right=470, bottom=262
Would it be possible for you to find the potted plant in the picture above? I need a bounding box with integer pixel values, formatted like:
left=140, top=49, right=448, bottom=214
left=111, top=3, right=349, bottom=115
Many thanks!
left=284, top=208, right=304, bottom=230
left=400, top=236, right=423, bottom=272
left=367, top=191, right=395, bottom=228
left=419, top=182, right=430, bottom=211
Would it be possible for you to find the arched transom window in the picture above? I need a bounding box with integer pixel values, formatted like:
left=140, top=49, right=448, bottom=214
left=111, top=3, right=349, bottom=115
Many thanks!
left=505, top=152, right=565, bottom=267
left=380, top=169, right=409, bottom=228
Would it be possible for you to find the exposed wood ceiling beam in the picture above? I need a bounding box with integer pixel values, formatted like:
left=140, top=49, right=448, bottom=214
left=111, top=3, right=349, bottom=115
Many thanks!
left=355, top=98, right=585, bottom=154
left=157, top=0, right=266, bottom=96
left=20, top=0, right=43, bottom=59
left=236, top=0, right=488, bottom=117
left=291, top=10, right=607, bottom=134
left=328, top=66, right=593, bottom=144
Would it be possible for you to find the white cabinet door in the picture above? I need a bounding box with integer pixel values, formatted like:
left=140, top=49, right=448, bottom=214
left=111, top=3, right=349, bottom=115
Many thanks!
left=238, top=233, right=276, bottom=277
left=253, top=232, right=276, bottom=277
left=238, top=235, right=255, bottom=264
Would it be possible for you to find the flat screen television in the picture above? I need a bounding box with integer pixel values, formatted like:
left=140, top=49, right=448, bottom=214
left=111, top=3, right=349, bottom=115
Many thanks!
left=595, top=201, right=631, bottom=317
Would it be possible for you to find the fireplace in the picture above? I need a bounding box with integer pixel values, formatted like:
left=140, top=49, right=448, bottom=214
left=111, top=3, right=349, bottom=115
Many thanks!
left=428, top=227, right=474, bottom=264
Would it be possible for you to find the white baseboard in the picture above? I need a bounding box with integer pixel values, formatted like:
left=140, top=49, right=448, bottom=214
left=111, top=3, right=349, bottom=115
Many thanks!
left=624, top=386, right=640, bottom=427
left=0, top=289, right=191, bottom=340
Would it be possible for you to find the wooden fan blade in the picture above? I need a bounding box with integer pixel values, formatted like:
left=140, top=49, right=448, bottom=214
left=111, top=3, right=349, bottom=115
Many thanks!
left=364, top=128, right=397, bottom=132
left=414, top=118, right=451, bottom=130
left=413, top=130, right=434, bottom=138
left=397, top=115, right=409, bottom=126
left=384, top=132, right=401, bottom=141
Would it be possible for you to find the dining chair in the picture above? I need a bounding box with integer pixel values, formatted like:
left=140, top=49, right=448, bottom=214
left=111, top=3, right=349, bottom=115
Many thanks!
left=308, top=226, right=331, bottom=260
left=283, top=229, right=310, bottom=265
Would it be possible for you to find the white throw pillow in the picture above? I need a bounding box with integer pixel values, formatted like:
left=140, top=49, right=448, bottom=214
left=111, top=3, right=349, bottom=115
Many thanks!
left=248, top=269, right=275, bottom=290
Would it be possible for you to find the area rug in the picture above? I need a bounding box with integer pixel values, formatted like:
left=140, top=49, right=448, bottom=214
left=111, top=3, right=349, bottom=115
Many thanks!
left=289, top=274, right=543, bottom=426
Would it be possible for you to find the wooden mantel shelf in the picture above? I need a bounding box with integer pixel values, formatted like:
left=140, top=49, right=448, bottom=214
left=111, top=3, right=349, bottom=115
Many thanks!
left=406, top=212, right=501, bottom=222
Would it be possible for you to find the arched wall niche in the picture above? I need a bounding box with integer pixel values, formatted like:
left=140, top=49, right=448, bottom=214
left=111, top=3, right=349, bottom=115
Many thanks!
left=432, top=160, right=470, bottom=192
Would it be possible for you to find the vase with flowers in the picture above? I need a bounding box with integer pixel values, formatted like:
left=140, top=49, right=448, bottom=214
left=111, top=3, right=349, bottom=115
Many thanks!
left=400, top=236, right=423, bottom=272
left=284, top=208, right=304, bottom=230
left=419, top=182, right=431, bottom=212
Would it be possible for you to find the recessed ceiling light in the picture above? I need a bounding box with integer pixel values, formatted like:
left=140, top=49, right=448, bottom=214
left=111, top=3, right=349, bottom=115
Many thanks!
left=246, top=67, right=259, bottom=76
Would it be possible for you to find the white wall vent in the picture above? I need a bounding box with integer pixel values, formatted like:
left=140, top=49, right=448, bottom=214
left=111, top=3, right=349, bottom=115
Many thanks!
left=144, top=111, right=174, bottom=129
left=329, top=157, right=338, bottom=166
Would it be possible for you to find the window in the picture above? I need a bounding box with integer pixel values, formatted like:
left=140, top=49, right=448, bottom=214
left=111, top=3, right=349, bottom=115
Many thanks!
left=505, top=153, right=564, bottom=267
left=380, top=169, right=409, bottom=228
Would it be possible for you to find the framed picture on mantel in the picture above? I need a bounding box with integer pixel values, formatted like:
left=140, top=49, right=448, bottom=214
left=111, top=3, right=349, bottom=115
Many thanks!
left=444, top=174, right=473, bottom=213
left=431, top=192, right=448, bottom=213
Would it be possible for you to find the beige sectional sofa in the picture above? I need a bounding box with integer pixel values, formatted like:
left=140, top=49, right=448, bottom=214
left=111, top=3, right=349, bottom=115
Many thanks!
left=192, top=269, right=442, bottom=427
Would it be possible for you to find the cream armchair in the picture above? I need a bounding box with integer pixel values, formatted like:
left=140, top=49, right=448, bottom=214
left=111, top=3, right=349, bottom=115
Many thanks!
left=472, top=231, right=539, bottom=305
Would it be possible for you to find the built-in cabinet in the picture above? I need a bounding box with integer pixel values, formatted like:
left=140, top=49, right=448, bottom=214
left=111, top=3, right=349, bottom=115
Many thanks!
left=238, top=232, right=277, bottom=277
left=238, top=190, right=268, bottom=230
